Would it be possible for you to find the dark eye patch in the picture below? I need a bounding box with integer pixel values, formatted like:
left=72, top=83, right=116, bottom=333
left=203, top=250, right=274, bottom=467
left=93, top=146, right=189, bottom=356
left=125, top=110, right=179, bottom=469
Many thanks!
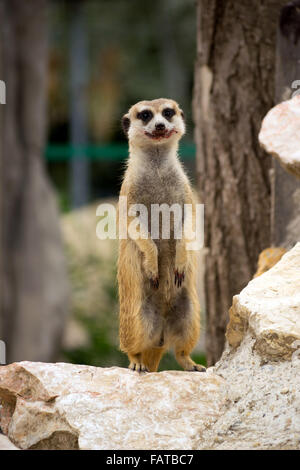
left=137, top=109, right=153, bottom=123
left=162, top=108, right=175, bottom=120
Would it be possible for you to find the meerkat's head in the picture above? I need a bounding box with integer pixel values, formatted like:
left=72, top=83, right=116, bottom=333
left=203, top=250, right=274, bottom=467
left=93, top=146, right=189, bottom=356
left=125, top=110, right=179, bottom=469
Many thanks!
left=122, top=98, right=185, bottom=148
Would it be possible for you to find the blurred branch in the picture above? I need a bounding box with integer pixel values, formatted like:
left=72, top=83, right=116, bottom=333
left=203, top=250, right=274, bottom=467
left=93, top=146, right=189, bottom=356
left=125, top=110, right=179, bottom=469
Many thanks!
left=0, top=0, right=69, bottom=362
left=69, top=0, right=89, bottom=208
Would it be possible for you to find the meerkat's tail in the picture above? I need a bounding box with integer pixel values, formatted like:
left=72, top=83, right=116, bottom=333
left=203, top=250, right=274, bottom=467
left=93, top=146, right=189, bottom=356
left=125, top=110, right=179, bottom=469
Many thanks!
left=141, top=347, right=165, bottom=372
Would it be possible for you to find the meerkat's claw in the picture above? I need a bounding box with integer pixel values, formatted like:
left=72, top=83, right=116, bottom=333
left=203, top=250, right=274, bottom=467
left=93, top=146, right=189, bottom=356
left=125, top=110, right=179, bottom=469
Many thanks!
left=192, top=364, right=206, bottom=372
left=150, top=276, right=159, bottom=290
left=174, top=269, right=185, bottom=287
left=129, top=362, right=149, bottom=373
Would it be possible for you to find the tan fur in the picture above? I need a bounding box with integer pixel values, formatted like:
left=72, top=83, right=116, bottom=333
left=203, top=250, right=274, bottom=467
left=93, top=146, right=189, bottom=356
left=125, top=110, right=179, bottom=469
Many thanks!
left=253, top=246, right=286, bottom=278
left=117, top=98, right=205, bottom=373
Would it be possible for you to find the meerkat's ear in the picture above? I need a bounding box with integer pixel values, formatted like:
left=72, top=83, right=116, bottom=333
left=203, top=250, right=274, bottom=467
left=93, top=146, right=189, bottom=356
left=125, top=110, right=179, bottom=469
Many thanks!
left=122, top=114, right=130, bottom=138
left=180, top=109, right=185, bottom=120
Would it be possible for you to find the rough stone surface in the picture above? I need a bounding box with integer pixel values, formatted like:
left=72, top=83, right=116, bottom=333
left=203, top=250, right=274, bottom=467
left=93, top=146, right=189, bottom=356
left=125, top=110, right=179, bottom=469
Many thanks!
left=199, top=334, right=300, bottom=450
left=258, top=95, right=300, bottom=179
left=0, top=243, right=299, bottom=450
left=0, top=362, right=226, bottom=450
left=226, top=242, right=300, bottom=360
left=0, top=434, right=19, bottom=450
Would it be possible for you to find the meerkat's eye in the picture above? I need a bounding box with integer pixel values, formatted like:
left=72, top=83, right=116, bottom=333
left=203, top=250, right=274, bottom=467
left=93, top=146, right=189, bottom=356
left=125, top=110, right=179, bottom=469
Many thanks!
left=162, top=108, right=175, bottom=120
left=137, top=110, right=153, bottom=123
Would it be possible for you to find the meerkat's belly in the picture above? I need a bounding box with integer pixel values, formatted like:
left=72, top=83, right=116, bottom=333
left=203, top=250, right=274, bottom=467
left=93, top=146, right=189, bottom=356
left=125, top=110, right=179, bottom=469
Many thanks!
left=133, top=170, right=188, bottom=345
left=141, top=286, right=193, bottom=349
left=133, top=169, right=186, bottom=241
left=135, top=174, right=185, bottom=282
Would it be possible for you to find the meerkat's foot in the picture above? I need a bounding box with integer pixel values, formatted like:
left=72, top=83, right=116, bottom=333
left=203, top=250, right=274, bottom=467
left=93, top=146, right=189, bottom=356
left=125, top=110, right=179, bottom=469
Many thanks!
left=182, top=361, right=206, bottom=372
left=190, top=364, right=206, bottom=372
left=175, top=350, right=206, bottom=372
left=174, top=268, right=185, bottom=287
left=128, top=353, right=149, bottom=373
left=128, top=361, right=149, bottom=373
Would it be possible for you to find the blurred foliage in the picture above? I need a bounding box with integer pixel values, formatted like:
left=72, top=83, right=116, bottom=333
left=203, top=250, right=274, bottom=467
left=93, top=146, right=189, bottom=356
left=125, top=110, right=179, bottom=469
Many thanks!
left=48, top=0, right=196, bottom=142
left=47, top=0, right=197, bottom=203
left=63, top=266, right=129, bottom=368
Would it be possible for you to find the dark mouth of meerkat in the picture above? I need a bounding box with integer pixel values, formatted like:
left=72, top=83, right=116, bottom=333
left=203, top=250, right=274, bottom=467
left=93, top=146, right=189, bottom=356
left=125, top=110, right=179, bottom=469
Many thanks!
left=145, top=129, right=177, bottom=140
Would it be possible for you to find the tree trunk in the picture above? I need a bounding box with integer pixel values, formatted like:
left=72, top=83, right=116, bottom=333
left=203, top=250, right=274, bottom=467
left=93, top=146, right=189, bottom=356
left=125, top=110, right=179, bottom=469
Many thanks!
left=272, top=2, right=300, bottom=248
left=0, top=0, right=69, bottom=362
left=193, top=0, right=286, bottom=365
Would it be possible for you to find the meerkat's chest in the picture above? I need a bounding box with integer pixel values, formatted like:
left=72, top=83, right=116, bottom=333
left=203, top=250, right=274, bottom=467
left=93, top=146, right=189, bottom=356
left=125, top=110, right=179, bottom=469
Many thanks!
left=133, top=167, right=186, bottom=208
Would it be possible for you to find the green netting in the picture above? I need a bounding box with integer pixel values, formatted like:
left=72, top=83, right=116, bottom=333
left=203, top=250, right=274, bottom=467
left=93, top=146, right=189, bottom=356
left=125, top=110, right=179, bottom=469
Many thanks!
left=45, top=143, right=196, bottom=161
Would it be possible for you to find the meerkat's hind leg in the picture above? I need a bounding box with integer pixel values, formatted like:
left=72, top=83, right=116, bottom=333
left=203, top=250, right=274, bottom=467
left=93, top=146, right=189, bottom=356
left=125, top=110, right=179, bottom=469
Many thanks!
left=128, top=353, right=149, bottom=373
left=141, top=347, right=165, bottom=372
left=174, top=348, right=206, bottom=372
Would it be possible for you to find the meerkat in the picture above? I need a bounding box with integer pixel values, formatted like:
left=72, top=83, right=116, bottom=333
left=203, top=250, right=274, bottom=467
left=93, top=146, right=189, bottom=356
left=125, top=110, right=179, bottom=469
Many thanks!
left=117, top=98, right=205, bottom=373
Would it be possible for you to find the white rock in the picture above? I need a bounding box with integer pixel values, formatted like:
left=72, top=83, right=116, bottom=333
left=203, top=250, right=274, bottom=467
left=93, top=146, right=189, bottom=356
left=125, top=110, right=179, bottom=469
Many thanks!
left=0, top=362, right=226, bottom=450
left=226, top=242, right=300, bottom=359
left=1, top=245, right=300, bottom=450
left=259, top=95, right=300, bottom=179
left=0, top=434, right=19, bottom=450
left=1, top=354, right=299, bottom=450
left=199, top=333, right=300, bottom=450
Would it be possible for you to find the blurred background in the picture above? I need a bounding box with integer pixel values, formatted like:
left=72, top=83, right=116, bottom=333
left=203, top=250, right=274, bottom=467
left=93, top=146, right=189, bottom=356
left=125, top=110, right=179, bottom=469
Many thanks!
left=0, top=0, right=204, bottom=370
left=48, top=0, right=197, bottom=209
left=47, top=0, right=201, bottom=370
left=1, top=0, right=298, bottom=369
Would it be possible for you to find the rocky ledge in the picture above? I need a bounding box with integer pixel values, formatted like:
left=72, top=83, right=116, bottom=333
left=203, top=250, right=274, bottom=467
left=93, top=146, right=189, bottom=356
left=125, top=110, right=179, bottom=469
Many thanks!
left=0, top=243, right=299, bottom=450
left=0, top=362, right=225, bottom=450
left=259, top=95, right=300, bottom=179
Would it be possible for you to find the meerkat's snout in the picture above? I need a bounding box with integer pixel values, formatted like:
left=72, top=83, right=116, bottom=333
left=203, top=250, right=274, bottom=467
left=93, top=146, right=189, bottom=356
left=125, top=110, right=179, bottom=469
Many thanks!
left=155, top=122, right=165, bottom=132
left=147, top=119, right=173, bottom=140
left=122, top=98, right=185, bottom=145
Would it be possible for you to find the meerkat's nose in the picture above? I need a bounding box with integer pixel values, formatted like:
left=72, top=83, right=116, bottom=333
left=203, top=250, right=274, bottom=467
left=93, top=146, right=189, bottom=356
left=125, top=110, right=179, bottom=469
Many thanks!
left=155, top=122, right=166, bottom=131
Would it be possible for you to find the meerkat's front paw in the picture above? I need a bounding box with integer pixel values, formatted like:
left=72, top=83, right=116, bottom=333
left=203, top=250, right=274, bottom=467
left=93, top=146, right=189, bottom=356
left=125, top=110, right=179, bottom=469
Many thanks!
left=174, top=268, right=185, bottom=287
left=174, top=240, right=187, bottom=287
left=143, top=256, right=159, bottom=289
left=129, top=362, right=149, bottom=373
left=149, top=275, right=159, bottom=289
